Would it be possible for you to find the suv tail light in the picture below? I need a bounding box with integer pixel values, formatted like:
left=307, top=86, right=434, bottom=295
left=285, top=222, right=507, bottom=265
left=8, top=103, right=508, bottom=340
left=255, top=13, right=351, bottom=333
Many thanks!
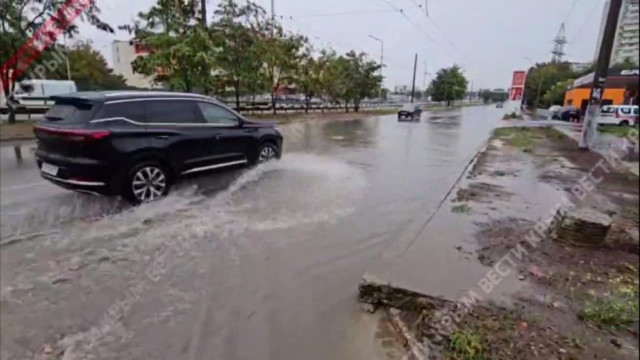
left=615, top=110, right=620, bottom=118
left=34, top=126, right=111, bottom=141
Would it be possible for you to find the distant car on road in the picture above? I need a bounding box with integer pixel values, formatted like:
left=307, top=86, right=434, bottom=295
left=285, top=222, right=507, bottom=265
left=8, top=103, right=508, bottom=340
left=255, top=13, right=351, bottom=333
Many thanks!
left=596, top=105, right=638, bottom=126
left=551, top=106, right=581, bottom=121
left=34, top=91, right=283, bottom=204
left=495, top=102, right=503, bottom=108
left=397, top=103, right=422, bottom=121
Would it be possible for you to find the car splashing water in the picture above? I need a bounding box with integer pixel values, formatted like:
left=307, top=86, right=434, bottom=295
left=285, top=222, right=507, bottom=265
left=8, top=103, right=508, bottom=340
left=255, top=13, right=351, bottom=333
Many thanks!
left=59, top=153, right=367, bottom=254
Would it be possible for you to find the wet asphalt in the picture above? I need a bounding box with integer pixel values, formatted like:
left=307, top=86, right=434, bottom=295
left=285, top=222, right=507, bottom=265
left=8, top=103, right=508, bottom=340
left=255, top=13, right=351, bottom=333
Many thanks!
left=1, top=106, right=505, bottom=360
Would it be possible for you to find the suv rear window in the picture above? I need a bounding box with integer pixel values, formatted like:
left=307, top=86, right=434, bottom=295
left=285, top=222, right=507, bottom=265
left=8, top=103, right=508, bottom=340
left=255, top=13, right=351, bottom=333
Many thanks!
left=619, top=107, right=632, bottom=115
left=145, top=100, right=201, bottom=124
left=42, top=100, right=94, bottom=124
left=98, top=102, right=145, bottom=123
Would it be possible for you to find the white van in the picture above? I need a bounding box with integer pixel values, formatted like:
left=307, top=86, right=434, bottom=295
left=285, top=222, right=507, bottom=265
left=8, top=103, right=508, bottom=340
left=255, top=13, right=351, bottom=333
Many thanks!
left=11, top=80, right=77, bottom=107
left=597, top=105, right=639, bottom=126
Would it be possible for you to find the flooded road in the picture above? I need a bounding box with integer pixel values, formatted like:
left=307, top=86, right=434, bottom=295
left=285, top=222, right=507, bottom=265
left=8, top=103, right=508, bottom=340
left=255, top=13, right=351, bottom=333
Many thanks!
left=1, top=106, right=503, bottom=360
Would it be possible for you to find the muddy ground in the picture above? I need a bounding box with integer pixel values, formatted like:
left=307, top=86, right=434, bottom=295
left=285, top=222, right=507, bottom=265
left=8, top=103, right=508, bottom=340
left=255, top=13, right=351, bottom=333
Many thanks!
left=364, top=126, right=639, bottom=359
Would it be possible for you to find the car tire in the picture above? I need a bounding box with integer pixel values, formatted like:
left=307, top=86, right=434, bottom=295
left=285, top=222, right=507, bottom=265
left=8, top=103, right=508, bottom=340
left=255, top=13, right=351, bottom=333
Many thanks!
left=121, top=161, right=170, bottom=204
left=256, top=142, right=280, bottom=164
left=619, top=120, right=630, bottom=127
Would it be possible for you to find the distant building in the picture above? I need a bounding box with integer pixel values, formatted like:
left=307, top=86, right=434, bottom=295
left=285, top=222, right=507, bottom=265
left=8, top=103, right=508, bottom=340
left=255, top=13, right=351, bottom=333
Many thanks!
left=111, top=40, right=159, bottom=89
left=570, top=62, right=593, bottom=73
left=564, top=68, right=639, bottom=112
left=594, top=0, right=639, bottom=65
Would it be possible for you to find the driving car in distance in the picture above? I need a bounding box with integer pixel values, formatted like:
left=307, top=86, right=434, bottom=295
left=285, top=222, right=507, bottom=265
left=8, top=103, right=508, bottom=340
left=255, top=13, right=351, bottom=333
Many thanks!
left=551, top=106, right=581, bottom=122
left=596, top=105, right=638, bottom=126
left=398, top=103, right=422, bottom=121
left=34, top=91, right=283, bottom=204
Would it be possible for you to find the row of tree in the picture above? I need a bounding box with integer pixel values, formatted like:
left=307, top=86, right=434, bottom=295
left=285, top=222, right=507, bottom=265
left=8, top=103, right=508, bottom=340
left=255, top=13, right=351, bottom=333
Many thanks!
left=2, top=0, right=478, bottom=117
left=127, top=0, right=382, bottom=113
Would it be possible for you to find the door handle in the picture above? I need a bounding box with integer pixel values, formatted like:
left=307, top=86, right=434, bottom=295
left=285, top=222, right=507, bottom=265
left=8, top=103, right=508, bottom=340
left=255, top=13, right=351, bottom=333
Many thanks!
left=215, top=135, right=221, bottom=140
left=155, top=135, right=169, bottom=139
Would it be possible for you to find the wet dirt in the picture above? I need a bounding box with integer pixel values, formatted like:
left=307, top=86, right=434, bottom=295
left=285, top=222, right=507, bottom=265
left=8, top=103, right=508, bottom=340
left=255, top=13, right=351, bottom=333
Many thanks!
left=362, top=126, right=639, bottom=359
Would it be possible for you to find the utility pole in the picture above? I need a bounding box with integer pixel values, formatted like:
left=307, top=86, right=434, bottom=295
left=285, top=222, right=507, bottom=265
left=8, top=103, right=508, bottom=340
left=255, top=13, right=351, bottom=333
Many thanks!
left=62, top=34, right=71, bottom=80
left=200, top=0, right=207, bottom=27
left=579, top=0, right=622, bottom=150
left=271, top=0, right=275, bottom=26
left=422, top=60, right=428, bottom=89
left=410, top=53, right=418, bottom=103
left=369, top=35, right=384, bottom=99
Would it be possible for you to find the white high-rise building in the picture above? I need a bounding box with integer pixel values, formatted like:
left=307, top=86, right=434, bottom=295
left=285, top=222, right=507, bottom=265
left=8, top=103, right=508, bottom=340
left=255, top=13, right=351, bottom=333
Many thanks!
left=594, top=0, right=639, bottom=65
left=111, top=40, right=159, bottom=89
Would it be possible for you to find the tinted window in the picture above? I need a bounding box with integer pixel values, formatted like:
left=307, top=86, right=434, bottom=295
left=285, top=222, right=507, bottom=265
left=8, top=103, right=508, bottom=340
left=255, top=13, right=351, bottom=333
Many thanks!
left=99, top=102, right=145, bottom=122
left=197, top=102, right=239, bottom=126
left=634, top=108, right=639, bottom=115
left=145, top=100, right=201, bottom=124
left=42, top=100, right=93, bottom=124
left=619, top=107, right=631, bottom=114
left=601, top=106, right=616, bottom=114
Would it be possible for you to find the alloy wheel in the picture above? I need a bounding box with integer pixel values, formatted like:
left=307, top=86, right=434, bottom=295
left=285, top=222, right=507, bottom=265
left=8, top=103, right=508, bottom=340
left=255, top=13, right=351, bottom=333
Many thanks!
left=258, top=145, right=277, bottom=163
left=132, top=166, right=166, bottom=202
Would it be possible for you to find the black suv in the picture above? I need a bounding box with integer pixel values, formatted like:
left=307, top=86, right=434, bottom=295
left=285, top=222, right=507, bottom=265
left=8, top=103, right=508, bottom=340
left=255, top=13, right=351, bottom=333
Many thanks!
left=34, top=91, right=283, bottom=203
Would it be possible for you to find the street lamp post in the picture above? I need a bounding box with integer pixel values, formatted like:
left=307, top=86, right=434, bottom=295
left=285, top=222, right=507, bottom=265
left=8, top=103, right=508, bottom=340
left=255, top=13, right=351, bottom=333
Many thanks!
left=369, top=35, right=384, bottom=99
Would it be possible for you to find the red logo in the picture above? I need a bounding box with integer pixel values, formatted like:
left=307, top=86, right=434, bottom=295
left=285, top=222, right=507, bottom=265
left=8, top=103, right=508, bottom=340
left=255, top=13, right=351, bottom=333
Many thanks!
left=1, top=0, right=91, bottom=92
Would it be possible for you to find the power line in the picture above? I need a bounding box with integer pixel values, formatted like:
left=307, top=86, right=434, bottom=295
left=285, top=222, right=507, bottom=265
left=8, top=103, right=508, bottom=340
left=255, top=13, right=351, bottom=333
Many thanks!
left=285, top=9, right=398, bottom=19
left=378, top=0, right=434, bottom=42
left=563, top=0, right=582, bottom=24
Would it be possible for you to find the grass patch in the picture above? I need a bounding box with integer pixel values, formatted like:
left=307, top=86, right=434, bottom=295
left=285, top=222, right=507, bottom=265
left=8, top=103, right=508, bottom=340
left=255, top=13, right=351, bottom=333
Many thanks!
left=449, top=330, right=486, bottom=360
left=493, top=127, right=544, bottom=152
left=452, top=204, right=472, bottom=214
left=597, top=125, right=639, bottom=138
left=502, top=112, right=523, bottom=120
left=581, top=285, right=639, bottom=331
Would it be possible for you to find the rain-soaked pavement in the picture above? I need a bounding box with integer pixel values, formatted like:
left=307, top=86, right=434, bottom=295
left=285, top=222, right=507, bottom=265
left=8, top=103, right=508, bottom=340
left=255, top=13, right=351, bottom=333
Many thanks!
left=2, top=105, right=504, bottom=360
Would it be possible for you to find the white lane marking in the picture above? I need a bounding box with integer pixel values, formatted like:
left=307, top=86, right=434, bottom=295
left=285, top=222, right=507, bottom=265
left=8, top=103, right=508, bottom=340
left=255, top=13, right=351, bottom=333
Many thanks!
left=0, top=181, right=47, bottom=192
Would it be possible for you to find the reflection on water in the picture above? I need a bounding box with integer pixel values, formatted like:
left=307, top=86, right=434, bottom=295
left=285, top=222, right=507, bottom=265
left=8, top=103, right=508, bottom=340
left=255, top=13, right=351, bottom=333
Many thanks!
left=13, top=146, right=23, bottom=165
left=321, top=118, right=378, bottom=148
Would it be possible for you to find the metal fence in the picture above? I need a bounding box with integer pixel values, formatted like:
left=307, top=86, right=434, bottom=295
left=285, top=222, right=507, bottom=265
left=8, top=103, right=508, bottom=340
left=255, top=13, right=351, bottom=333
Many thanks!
left=1, top=97, right=402, bottom=121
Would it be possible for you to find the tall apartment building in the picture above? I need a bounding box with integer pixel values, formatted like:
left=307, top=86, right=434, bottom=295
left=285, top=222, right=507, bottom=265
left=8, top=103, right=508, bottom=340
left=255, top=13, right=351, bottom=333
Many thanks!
left=594, top=0, right=639, bottom=65
left=111, top=40, right=159, bottom=89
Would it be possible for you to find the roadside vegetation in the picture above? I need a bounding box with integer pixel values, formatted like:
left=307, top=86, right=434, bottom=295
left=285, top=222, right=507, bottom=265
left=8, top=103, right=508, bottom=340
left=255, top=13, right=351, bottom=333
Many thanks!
left=598, top=125, right=639, bottom=138
left=451, top=204, right=472, bottom=214
left=581, top=284, right=639, bottom=331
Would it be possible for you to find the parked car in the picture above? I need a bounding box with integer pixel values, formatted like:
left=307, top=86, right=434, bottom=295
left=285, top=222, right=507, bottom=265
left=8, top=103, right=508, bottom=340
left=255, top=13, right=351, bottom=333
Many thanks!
left=496, top=102, right=503, bottom=108
left=10, top=79, right=76, bottom=107
left=34, top=91, right=283, bottom=204
left=596, top=105, right=638, bottom=126
left=551, top=106, right=581, bottom=121
left=397, top=103, right=422, bottom=121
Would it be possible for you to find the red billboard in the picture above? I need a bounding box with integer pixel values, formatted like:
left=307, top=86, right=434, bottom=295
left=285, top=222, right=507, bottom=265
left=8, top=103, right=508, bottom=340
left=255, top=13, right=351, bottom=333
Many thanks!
left=509, top=87, right=524, bottom=101
left=511, top=71, right=527, bottom=87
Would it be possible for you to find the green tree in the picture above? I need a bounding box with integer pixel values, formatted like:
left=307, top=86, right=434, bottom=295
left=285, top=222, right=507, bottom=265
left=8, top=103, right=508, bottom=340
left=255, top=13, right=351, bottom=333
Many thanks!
left=541, top=79, right=574, bottom=108
left=259, top=22, right=306, bottom=114
left=42, top=41, right=128, bottom=90
left=296, top=47, right=330, bottom=113
left=1, top=0, right=112, bottom=122
left=131, top=0, right=215, bottom=93
left=428, top=65, right=468, bottom=106
left=611, top=57, right=638, bottom=70
left=343, top=51, right=382, bottom=112
left=210, top=0, right=267, bottom=108
left=523, top=61, right=574, bottom=108
left=480, top=89, right=492, bottom=104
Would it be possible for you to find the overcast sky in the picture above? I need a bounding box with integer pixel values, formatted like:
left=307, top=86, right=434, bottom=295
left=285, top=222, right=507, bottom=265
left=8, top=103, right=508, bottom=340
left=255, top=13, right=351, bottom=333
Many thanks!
left=77, top=0, right=606, bottom=90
